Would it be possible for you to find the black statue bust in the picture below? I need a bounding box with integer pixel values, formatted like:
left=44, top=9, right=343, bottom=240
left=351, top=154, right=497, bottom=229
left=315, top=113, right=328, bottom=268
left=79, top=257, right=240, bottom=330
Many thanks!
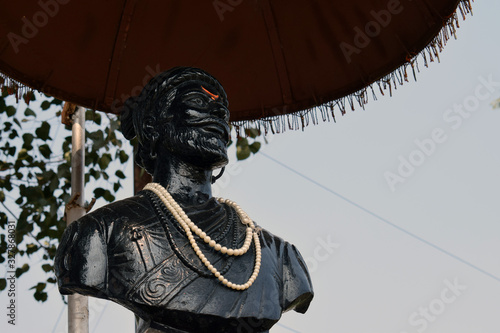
left=54, top=67, right=313, bottom=333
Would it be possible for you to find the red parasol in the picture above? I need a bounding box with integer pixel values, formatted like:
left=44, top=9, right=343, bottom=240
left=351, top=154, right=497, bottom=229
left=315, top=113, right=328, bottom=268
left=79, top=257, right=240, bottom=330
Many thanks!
left=0, top=0, right=472, bottom=133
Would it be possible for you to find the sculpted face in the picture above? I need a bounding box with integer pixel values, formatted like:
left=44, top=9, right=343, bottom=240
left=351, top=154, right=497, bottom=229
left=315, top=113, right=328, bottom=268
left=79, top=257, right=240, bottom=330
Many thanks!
left=159, top=81, right=231, bottom=169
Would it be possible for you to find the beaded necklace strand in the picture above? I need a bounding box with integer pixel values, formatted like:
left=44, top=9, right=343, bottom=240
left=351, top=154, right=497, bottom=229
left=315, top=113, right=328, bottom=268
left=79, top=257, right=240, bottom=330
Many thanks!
left=144, top=183, right=261, bottom=291
left=146, top=191, right=237, bottom=277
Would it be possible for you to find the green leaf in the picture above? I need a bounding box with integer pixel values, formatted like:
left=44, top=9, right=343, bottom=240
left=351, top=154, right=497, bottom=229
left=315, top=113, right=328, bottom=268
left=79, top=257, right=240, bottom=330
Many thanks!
left=95, top=112, right=102, bottom=125
left=103, top=190, right=115, bottom=202
left=94, top=188, right=115, bottom=202
left=6, top=105, right=16, bottom=117
left=35, top=121, right=51, bottom=140
left=26, top=243, right=38, bottom=255
left=57, top=163, right=70, bottom=179
left=13, top=118, right=21, bottom=128
left=2, top=177, right=13, bottom=191
left=34, top=291, right=48, bottom=302
left=47, top=245, right=57, bottom=259
left=98, top=153, right=112, bottom=169
left=0, top=278, right=6, bottom=290
left=8, top=146, right=16, bottom=157
left=87, top=130, right=105, bottom=150
left=64, top=151, right=71, bottom=162
left=86, top=109, right=102, bottom=125
left=119, top=150, right=129, bottom=163
left=31, top=282, right=47, bottom=292
left=3, top=121, right=12, bottom=131
left=62, top=136, right=71, bottom=152
left=244, top=128, right=261, bottom=138
left=237, top=137, right=248, bottom=147
left=3, top=121, right=12, bottom=132
left=17, top=148, right=28, bottom=160
left=39, top=144, right=52, bottom=159
left=31, top=283, right=48, bottom=302
left=249, top=142, right=261, bottom=154
left=89, top=168, right=101, bottom=181
left=115, top=170, right=126, bottom=179
left=24, top=108, right=36, bottom=117
left=22, top=133, right=34, bottom=150
left=15, top=263, right=30, bottom=278
left=40, top=101, right=51, bottom=110
left=236, top=146, right=251, bottom=160
left=8, top=129, right=18, bottom=139
left=236, top=137, right=251, bottom=160
left=41, top=264, right=53, bottom=273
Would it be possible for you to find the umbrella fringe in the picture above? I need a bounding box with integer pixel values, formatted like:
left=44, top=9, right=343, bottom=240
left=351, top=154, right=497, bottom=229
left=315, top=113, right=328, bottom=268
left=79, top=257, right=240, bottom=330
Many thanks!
left=233, top=0, right=473, bottom=137
left=0, top=73, right=32, bottom=104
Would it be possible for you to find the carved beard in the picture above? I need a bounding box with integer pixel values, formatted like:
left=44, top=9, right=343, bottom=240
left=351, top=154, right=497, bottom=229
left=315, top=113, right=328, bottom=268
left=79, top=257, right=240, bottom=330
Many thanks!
left=162, top=124, right=228, bottom=169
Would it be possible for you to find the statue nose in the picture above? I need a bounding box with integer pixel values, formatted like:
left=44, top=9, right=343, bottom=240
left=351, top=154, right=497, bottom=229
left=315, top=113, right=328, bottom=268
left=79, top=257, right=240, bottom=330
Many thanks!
left=211, top=105, right=230, bottom=121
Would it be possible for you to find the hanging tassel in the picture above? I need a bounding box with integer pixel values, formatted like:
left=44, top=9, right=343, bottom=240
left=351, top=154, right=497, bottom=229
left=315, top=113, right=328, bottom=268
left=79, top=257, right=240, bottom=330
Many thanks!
left=230, top=0, right=474, bottom=137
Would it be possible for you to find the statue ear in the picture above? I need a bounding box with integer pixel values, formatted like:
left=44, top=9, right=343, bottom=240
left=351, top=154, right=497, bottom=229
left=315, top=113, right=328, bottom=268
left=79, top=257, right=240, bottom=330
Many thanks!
left=142, top=117, right=158, bottom=140
left=158, top=88, right=176, bottom=122
left=160, top=112, right=174, bottom=122
left=142, top=117, right=160, bottom=159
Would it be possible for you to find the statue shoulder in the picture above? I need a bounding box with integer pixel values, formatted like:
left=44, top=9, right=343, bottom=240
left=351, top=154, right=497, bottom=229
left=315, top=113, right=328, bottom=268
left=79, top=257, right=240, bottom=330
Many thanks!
left=73, top=192, right=154, bottom=228
left=254, top=224, right=314, bottom=314
left=55, top=193, right=154, bottom=296
left=256, top=225, right=294, bottom=251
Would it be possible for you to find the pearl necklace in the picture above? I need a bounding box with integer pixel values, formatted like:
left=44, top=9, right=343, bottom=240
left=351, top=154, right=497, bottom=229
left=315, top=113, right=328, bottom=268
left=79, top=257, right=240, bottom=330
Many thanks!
left=146, top=191, right=237, bottom=278
left=144, top=183, right=262, bottom=291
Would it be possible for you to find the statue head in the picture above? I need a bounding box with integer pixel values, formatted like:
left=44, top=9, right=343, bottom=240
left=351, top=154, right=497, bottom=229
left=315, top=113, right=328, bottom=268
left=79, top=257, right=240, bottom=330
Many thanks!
left=120, top=67, right=230, bottom=175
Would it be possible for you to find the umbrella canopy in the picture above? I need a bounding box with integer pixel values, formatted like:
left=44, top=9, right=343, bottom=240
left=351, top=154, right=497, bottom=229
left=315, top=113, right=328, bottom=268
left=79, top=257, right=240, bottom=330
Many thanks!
left=0, top=0, right=471, bottom=132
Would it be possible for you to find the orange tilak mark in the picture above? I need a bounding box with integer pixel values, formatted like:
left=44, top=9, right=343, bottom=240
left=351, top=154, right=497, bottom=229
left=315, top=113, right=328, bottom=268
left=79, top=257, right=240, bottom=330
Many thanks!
left=201, top=86, right=219, bottom=101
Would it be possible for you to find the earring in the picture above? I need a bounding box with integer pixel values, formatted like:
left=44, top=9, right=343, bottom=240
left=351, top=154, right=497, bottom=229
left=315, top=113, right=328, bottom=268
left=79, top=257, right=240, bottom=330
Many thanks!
left=211, top=167, right=225, bottom=184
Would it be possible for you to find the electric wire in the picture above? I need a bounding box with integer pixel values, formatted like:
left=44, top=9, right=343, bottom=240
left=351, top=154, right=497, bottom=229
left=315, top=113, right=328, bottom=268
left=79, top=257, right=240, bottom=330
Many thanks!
left=260, top=152, right=500, bottom=283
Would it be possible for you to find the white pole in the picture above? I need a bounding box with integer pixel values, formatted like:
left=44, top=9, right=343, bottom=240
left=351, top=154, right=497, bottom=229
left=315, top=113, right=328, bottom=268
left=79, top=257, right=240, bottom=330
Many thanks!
left=66, top=105, right=89, bottom=333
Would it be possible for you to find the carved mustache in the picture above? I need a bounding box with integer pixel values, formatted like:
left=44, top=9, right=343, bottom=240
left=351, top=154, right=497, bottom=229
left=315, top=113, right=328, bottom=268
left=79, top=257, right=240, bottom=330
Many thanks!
left=186, top=118, right=230, bottom=143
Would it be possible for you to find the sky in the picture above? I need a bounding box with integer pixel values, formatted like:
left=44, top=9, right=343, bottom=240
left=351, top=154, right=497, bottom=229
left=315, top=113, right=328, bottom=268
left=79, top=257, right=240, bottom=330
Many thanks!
left=2, top=0, right=500, bottom=332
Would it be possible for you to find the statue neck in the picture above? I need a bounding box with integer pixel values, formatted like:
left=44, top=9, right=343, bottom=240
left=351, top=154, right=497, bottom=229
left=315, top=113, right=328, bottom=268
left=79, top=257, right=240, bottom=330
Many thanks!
left=152, top=153, right=213, bottom=206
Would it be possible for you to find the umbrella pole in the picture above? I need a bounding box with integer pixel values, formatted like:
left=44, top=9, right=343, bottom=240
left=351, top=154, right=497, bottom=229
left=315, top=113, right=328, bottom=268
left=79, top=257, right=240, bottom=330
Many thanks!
left=64, top=104, right=89, bottom=333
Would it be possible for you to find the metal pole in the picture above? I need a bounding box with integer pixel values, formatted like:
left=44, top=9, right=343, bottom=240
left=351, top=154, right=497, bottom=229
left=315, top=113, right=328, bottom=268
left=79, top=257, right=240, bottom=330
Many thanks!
left=66, top=105, right=89, bottom=333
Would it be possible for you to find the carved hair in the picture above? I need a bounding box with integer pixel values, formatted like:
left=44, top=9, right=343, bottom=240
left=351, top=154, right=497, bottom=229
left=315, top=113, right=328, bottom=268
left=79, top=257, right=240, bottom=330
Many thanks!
left=120, top=67, right=228, bottom=175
